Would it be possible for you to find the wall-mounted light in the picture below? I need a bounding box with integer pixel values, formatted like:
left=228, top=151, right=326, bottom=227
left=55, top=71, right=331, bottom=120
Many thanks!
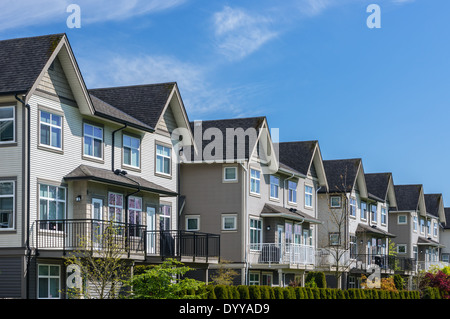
left=75, top=195, right=82, bottom=202
left=266, top=225, right=271, bottom=231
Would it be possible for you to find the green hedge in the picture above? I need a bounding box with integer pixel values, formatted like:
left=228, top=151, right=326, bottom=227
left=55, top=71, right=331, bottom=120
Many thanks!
left=194, top=285, right=424, bottom=299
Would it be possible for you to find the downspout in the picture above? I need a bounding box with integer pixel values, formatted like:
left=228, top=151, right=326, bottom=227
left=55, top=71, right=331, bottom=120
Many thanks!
left=111, top=124, right=127, bottom=172
left=15, top=94, right=31, bottom=299
left=239, top=161, right=249, bottom=285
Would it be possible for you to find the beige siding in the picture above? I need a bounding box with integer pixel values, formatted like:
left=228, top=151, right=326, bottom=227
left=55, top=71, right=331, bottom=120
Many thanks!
left=36, top=57, right=75, bottom=101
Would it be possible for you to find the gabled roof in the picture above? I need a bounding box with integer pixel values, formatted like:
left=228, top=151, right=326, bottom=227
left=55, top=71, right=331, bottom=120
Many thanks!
left=277, top=141, right=328, bottom=188
left=364, top=172, right=397, bottom=206
left=0, top=33, right=65, bottom=96
left=188, top=116, right=266, bottom=161
left=444, top=208, right=450, bottom=229
left=424, top=193, right=446, bottom=222
left=261, top=203, right=322, bottom=224
left=89, top=82, right=176, bottom=130
left=321, top=158, right=367, bottom=197
left=392, top=184, right=427, bottom=215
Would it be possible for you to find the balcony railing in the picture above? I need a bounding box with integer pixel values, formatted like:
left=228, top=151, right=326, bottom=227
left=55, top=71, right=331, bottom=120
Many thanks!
left=146, top=230, right=220, bottom=261
left=417, top=260, right=450, bottom=272
left=35, top=219, right=146, bottom=254
left=349, top=254, right=416, bottom=272
left=248, top=243, right=315, bottom=266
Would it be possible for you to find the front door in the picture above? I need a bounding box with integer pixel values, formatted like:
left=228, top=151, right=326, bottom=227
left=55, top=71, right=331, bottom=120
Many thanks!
left=147, top=206, right=156, bottom=254
left=92, top=198, right=103, bottom=248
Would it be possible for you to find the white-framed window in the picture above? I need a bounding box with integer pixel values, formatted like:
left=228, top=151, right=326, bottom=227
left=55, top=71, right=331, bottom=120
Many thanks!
left=413, top=246, right=418, bottom=260
left=305, top=185, right=313, bottom=208
left=294, top=224, right=302, bottom=244
left=270, top=175, right=279, bottom=199
left=250, top=218, right=262, bottom=250
left=397, top=244, right=407, bottom=254
left=413, top=215, right=418, bottom=232
left=360, top=201, right=367, bottom=220
left=249, top=272, right=260, bottom=285
left=40, top=110, right=62, bottom=149
left=83, top=123, right=103, bottom=159
left=250, top=169, right=260, bottom=195
left=434, top=221, right=438, bottom=237
left=222, top=214, right=237, bottom=231
left=38, top=264, right=60, bottom=299
left=398, top=215, right=407, bottom=224
left=381, top=207, right=387, bottom=224
left=0, top=181, right=14, bottom=229
left=371, top=204, right=377, bottom=223
left=427, top=220, right=431, bottom=235
left=288, top=180, right=297, bottom=203
left=330, top=196, right=341, bottom=208
left=223, top=166, right=237, bottom=182
left=128, top=196, right=142, bottom=225
left=329, top=232, right=340, bottom=246
left=156, top=144, right=171, bottom=175
left=39, top=184, right=66, bottom=231
left=186, top=215, right=200, bottom=231
left=123, top=134, right=140, bottom=168
left=108, top=192, right=123, bottom=223
left=0, top=106, right=14, bottom=143
left=261, top=273, right=273, bottom=286
left=349, top=197, right=356, bottom=217
left=420, top=218, right=425, bottom=233
left=160, top=204, right=171, bottom=230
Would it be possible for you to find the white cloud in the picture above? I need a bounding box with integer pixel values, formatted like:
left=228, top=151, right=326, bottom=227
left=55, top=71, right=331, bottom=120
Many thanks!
left=212, top=6, right=278, bottom=60
left=0, top=0, right=186, bottom=31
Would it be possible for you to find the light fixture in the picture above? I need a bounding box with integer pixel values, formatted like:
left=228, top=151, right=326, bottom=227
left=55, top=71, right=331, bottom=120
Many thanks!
left=266, top=225, right=271, bottom=231
left=75, top=195, right=82, bottom=202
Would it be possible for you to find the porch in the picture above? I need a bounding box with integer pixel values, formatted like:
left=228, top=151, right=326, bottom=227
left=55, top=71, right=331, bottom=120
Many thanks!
left=248, top=243, right=315, bottom=268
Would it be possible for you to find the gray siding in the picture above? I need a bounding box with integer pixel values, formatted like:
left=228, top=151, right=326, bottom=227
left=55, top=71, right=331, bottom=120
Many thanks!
left=0, top=256, right=23, bottom=298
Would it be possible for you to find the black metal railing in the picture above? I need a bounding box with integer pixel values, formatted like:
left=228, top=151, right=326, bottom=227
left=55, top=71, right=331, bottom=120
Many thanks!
left=36, top=219, right=146, bottom=254
left=350, top=254, right=416, bottom=272
left=146, top=230, right=220, bottom=261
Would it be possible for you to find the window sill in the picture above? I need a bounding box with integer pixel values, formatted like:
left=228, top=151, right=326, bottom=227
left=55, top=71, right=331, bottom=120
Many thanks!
left=38, top=145, right=63, bottom=155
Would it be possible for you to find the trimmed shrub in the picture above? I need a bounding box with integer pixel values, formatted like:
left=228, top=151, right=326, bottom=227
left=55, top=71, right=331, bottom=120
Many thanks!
left=248, top=285, right=261, bottom=299
left=336, top=289, right=346, bottom=299
left=311, top=288, right=321, bottom=299
left=283, top=287, right=296, bottom=299
left=260, top=286, right=271, bottom=299
left=305, top=271, right=327, bottom=288
left=205, top=285, right=216, bottom=299
left=214, top=285, right=229, bottom=299
left=237, top=285, right=250, bottom=299
left=294, top=287, right=305, bottom=299
left=229, top=286, right=240, bottom=299
left=273, top=287, right=284, bottom=299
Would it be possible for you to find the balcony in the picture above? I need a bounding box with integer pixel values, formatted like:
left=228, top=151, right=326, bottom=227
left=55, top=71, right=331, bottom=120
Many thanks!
left=146, top=230, right=220, bottom=263
left=349, top=254, right=416, bottom=273
left=248, top=243, right=315, bottom=267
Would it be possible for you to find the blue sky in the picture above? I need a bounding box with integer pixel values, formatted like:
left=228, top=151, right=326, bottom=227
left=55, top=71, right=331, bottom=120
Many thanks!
left=1, top=0, right=450, bottom=205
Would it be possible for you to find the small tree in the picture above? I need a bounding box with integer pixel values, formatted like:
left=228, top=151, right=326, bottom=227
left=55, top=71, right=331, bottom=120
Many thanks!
left=125, top=258, right=204, bottom=299
left=209, top=259, right=238, bottom=285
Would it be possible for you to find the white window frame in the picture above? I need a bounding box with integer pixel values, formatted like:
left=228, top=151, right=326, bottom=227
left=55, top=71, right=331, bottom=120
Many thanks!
left=39, top=184, right=66, bottom=231
left=434, top=221, right=438, bottom=237
left=381, top=207, right=387, bottom=224
left=288, top=180, right=297, bottom=204
left=37, top=264, right=61, bottom=299
left=223, top=166, right=237, bottom=182
left=360, top=201, right=367, bottom=220
left=156, top=143, right=171, bottom=176
left=349, top=197, right=356, bottom=217
left=427, top=220, right=431, bottom=236
left=305, top=185, right=313, bottom=208
left=371, top=204, right=377, bottom=223
left=250, top=169, right=261, bottom=195
left=39, top=110, right=62, bottom=150
left=397, top=244, right=407, bottom=254
left=83, top=123, right=103, bottom=159
left=420, top=218, right=425, bottom=234
left=413, top=214, right=418, bottom=232
left=0, top=106, right=15, bottom=143
left=0, top=180, right=15, bottom=230
left=128, top=196, right=142, bottom=225
left=398, top=214, right=407, bottom=225
left=249, top=218, right=262, bottom=250
left=186, top=215, right=200, bottom=231
left=123, top=134, right=140, bottom=168
left=108, top=192, right=123, bottom=223
left=222, top=214, right=237, bottom=231
left=269, top=175, right=279, bottom=200
left=249, top=272, right=260, bottom=285
left=330, top=196, right=341, bottom=208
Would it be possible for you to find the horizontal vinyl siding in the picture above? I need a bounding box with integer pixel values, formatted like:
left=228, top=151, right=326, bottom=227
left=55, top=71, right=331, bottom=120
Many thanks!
left=0, top=256, right=23, bottom=298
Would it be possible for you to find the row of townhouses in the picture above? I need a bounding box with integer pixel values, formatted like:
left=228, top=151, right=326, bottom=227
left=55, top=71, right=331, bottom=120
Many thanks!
left=0, top=33, right=448, bottom=299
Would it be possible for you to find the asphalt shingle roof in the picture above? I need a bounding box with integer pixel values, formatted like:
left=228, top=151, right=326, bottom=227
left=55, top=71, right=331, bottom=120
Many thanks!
left=322, top=159, right=361, bottom=193
left=393, top=185, right=422, bottom=211
left=424, top=193, right=442, bottom=218
left=276, top=141, right=317, bottom=176
left=0, top=33, right=65, bottom=95
left=365, top=173, right=391, bottom=202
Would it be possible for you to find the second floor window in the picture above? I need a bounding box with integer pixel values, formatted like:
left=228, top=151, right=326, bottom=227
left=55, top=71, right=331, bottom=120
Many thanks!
left=123, top=135, right=140, bottom=168
left=83, top=123, right=103, bottom=159
left=250, top=169, right=260, bottom=195
left=305, top=185, right=313, bottom=207
left=108, top=192, right=123, bottom=223
left=288, top=181, right=297, bottom=203
left=128, top=196, right=142, bottom=225
left=381, top=207, right=387, bottom=224
left=39, top=184, right=65, bottom=231
left=360, top=201, right=367, bottom=220
left=156, top=144, right=171, bottom=175
left=0, top=181, right=14, bottom=229
left=160, top=204, right=171, bottom=230
left=250, top=218, right=262, bottom=250
left=270, top=175, right=279, bottom=199
left=371, top=204, right=377, bottom=223
left=349, top=198, right=356, bottom=217
left=40, top=111, right=62, bottom=149
left=0, top=106, right=14, bottom=142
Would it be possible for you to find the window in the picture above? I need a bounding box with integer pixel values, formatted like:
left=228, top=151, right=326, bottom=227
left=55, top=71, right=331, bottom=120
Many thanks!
left=222, top=214, right=237, bottom=231
left=349, top=198, right=356, bottom=217
left=371, top=204, right=377, bottom=223
left=39, top=184, right=65, bottom=231
left=270, top=175, right=279, bottom=199
left=360, top=201, right=367, bottom=220
left=123, top=134, right=140, bottom=168
left=329, top=232, right=340, bottom=246
left=398, top=215, right=407, bottom=224
left=38, top=264, right=60, bottom=299
left=305, top=185, right=313, bottom=208
left=250, top=169, right=260, bottom=195
left=249, top=272, right=260, bottom=285
left=40, top=110, right=62, bottom=149
left=420, top=218, right=425, bottom=233
left=250, top=218, right=262, bottom=250
left=413, top=246, right=418, bottom=260
left=330, top=196, right=341, bottom=208
left=288, top=181, right=297, bottom=203
left=128, top=196, right=142, bottom=225
left=186, top=216, right=200, bottom=231
left=108, top=192, right=123, bottom=223
left=0, top=181, right=14, bottom=229
left=83, top=123, right=103, bottom=159
left=156, top=144, right=171, bottom=175
left=381, top=207, right=387, bottom=224
left=434, top=221, right=438, bottom=237
left=0, top=106, right=14, bottom=142
left=427, top=220, right=431, bottom=235
left=413, top=215, right=418, bottom=232
left=294, top=224, right=302, bottom=244
left=223, top=166, right=237, bottom=182
left=160, top=204, right=171, bottom=230
left=397, top=244, right=407, bottom=254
